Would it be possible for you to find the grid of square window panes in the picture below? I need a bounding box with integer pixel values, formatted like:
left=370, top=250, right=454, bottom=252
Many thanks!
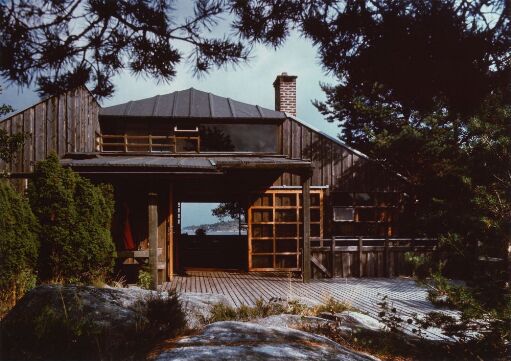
left=249, top=190, right=323, bottom=271
left=331, top=192, right=401, bottom=237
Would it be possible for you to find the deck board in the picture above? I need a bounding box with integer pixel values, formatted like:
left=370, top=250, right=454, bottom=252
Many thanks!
left=161, top=271, right=450, bottom=339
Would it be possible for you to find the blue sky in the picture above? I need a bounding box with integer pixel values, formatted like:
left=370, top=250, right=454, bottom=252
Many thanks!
left=0, top=35, right=340, bottom=137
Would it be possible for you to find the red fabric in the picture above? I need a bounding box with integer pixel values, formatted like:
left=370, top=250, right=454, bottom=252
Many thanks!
left=123, top=206, right=136, bottom=250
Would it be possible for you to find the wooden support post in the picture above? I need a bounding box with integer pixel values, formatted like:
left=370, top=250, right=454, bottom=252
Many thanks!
left=358, top=236, right=363, bottom=277
left=330, top=237, right=336, bottom=278
left=167, top=183, right=174, bottom=279
left=301, top=174, right=311, bottom=283
left=384, top=236, right=390, bottom=277
left=148, top=192, right=159, bottom=290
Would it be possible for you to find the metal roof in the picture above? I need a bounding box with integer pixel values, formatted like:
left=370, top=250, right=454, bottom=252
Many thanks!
left=100, top=88, right=286, bottom=119
left=60, top=155, right=311, bottom=173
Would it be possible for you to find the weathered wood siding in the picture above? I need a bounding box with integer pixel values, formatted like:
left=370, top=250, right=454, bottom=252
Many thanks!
left=311, top=238, right=436, bottom=278
left=0, top=87, right=99, bottom=175
left=276, top=118, right=404, bottom=192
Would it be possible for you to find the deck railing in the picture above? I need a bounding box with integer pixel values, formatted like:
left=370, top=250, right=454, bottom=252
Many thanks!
left=96, top=133, right=200, bottom=153
left=310, top=237, right=437, bottom=278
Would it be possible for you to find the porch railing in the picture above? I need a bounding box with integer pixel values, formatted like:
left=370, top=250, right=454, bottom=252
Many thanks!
left=310, top=237, right=437, bottom=278
left=96, top=133, right=200, bottom=153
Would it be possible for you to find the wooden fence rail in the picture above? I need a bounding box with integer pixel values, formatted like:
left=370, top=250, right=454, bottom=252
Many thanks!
left=310, top=237, right=437, bottom=278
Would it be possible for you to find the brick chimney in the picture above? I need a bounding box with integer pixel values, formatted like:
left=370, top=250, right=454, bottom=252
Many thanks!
left=273, top=72, right=297, bottom=116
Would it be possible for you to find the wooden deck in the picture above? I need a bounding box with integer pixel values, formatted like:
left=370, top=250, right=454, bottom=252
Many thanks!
left=162, top=271, right=446, bottom=335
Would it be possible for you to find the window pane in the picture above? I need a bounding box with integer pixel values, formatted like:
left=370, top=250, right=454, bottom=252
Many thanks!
left=176, top=137, right=198, bottom=152
left=333, top=207, right=355, bottom=221
left=275, top=194, right=296, bottom=207
left=252, top=210, right=272, bottom=223
left=200, top=124, right=278, bottom=152
left=276, top=255, right=297, bottom=268
left=252, top=255, right=273, bottom=268
left=252, top=240, right=273, bottom=253
left=276, top=224, right=297, bottom=237
left=275, top=209, right=297, bottom=222
left=299, top=209, right=320, bottom=222
left=276, top=239, right=297, bottom=252
left=311, top=224, right=321, bottom=238
left=253, top=194, right=272, bottom=207
left=252, top=224, right=273, bottom=238
left=311, top=193, right=320, bottom=206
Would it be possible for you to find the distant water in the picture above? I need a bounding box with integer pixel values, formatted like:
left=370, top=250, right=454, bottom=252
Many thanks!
left=182, top=229, right=247, bottom=236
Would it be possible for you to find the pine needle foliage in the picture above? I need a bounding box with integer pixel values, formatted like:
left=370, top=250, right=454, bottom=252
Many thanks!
left=28, top=154, right=115, bottom=284
left=0, top=179, right=39, bottom=313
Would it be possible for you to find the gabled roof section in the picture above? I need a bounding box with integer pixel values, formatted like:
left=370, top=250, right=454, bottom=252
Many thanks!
left=100, top=88, right=286, bottom=119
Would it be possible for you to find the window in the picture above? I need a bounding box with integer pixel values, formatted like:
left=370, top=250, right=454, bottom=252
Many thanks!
left=331, top=191, right=403, bottom=236
left=248, top=190, right=323, bottom=271
left=333, top=207, right=355, bottom=221
left=200, top=123, right=278, bottom=152
left=175, top=137, right=199, bottom=152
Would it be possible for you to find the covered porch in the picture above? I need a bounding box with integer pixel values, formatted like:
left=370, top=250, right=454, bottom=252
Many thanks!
left=62, top=154, right=315, bottom=288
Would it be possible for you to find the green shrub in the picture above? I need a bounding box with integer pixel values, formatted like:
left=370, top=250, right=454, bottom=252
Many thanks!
left=0, top=179, right=39, bottom=314
left=205, top=297, right=354, bottom=324
left=28, top=154, right=115, bottom=284
left=137, top=269, right=152, bottom=290
left=143, top=291, right=187, bottom=338
left=311, top=297, right=353, bottom=315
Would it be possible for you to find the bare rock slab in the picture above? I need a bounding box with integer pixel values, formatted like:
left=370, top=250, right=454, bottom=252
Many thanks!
left=154, top=321, right=380, bottom=361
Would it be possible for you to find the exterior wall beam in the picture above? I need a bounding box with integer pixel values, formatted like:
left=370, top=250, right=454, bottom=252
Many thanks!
left=148, top=192, right=159, bottom=289
left=301, top=173, right=311, bottom=283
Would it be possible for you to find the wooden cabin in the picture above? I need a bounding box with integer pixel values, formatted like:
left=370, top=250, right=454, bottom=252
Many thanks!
left=0, top=73, right=433, bottom=285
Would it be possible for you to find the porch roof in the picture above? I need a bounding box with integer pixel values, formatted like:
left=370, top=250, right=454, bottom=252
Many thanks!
left=60, top=155, right=311, bottom=173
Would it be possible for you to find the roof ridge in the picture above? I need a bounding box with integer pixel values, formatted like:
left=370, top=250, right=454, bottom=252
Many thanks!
left=208, top=92, right=214, bottom=117
left=124, top=101, right=133, bottom=116
left=226, top=98, right=236, bottom=117
left=255, top=105, right=263, bottom=117
left=171, top=90, right=179, bottom=117
left=189, top=88, right=194, bottom=117
left=152, top=95, right=160, bottom=116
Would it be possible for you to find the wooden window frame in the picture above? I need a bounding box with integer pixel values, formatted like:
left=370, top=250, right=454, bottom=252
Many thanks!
left=248, top=189, right=323, bottom=271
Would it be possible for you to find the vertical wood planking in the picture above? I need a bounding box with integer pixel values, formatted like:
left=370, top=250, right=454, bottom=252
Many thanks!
left=291, top=122, right=301, bottom=185
left=0, top=120, right=7, bottom=172
left=23, top=108, right=34, bottom=173
left=282, top=119, right=291, bottom=185
left=34, top=102, right=46, bottom=162
left=68, top=89, right=76, bottom=153
left=1, top=86, right=99, bottom=176
left=301, top=127, right=312, bottom=160
left=46, top=96, right=58, bottom=155
left=57, top=93, right=67, bottom=156
left=312, top=132, right=320, bottom=184
left=11, top=115, right=23, bottom=174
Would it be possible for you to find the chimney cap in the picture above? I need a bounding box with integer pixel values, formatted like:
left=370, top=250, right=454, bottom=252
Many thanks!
left=273, top=72, right=298, bottom=87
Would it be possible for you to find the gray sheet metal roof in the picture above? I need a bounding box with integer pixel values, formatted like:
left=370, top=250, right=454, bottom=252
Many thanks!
left=60, top=156, right=311, bottom=172
left=100, top=88, right=286, bottom=119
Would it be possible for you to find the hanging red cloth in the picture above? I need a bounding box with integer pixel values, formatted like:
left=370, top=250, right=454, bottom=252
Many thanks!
left=123, top=203, right=136, bottom=250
